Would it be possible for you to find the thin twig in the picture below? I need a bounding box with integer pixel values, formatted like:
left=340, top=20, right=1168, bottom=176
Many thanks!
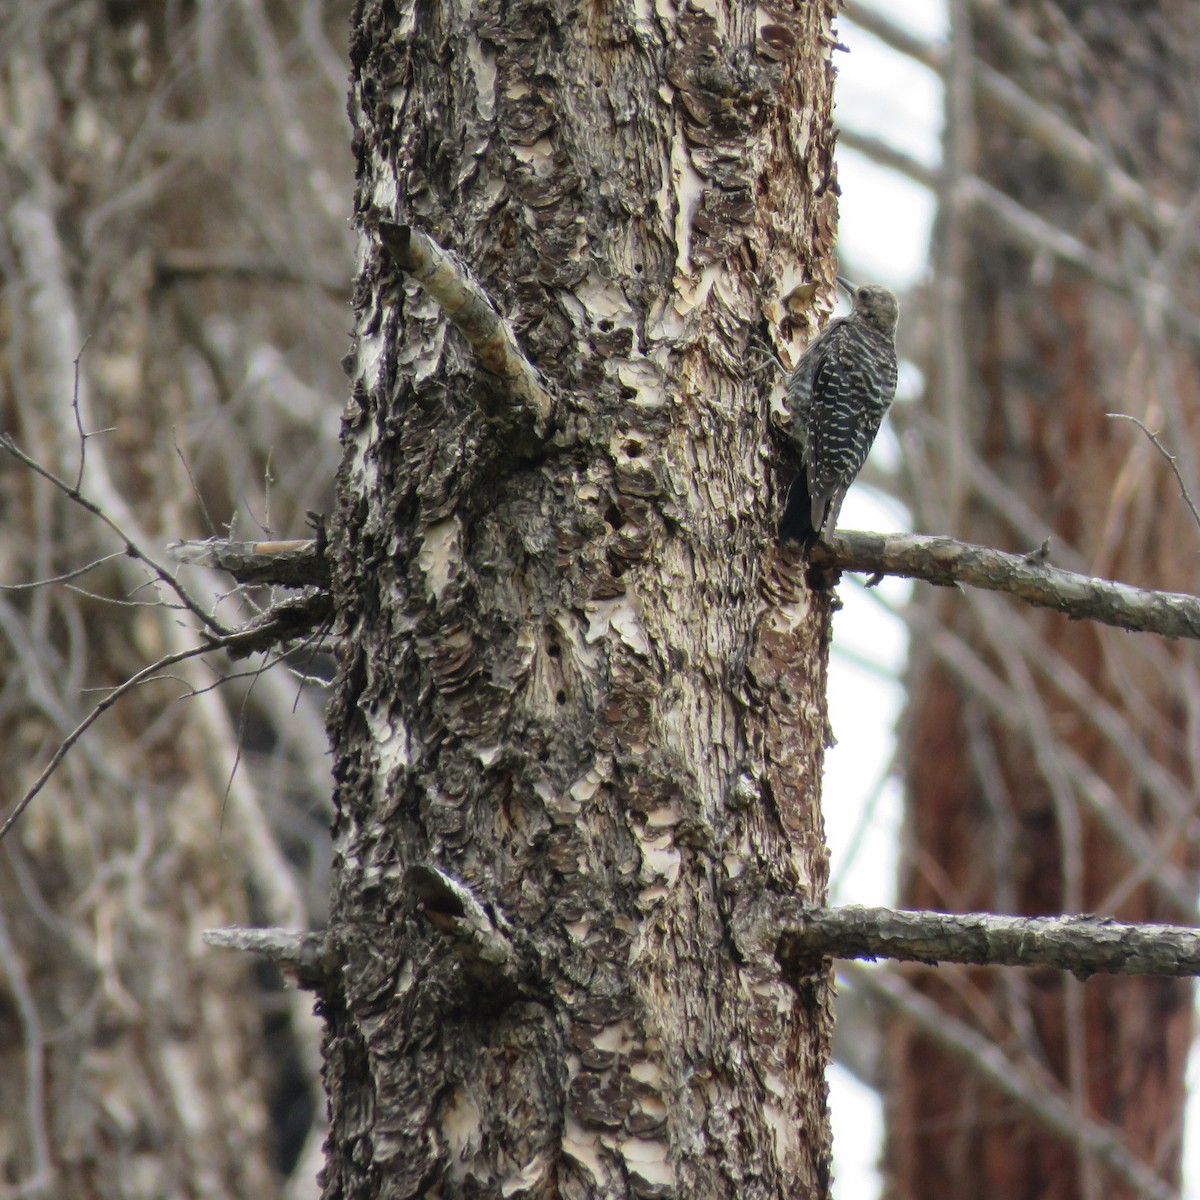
left=0, top=551, right=126, bottom=591
left=914, top=613, right=1196, bottom=916
left=0, top=593, right=329, bottom=842
left=0, top=434, right=231, bottom=636
left=1107, top=412, right=1200, bottom=537
left=0, top=642, right=215, bottom=842
left=71, top=337, right=91, bottom=493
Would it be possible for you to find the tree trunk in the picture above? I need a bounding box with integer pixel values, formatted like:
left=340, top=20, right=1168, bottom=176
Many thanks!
left=322, top=1, right=843, bottom=1195
left=890, top=4, right=1199, bottom=1197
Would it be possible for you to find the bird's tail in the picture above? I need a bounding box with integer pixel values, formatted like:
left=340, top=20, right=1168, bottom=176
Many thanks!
left=779, top=473, right=820, bottom=549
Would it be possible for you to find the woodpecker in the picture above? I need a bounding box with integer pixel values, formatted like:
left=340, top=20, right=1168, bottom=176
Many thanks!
left=779, top=279, right=899, bottom=547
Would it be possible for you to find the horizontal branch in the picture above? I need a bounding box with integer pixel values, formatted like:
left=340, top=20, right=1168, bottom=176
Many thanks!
left=379, top=222, right=555, bottom=444
left=812, top=529, right=1200, bottom=640
left=214, top=592, right=334, bottom=660
left=203, top=926, right=338, bottom=989
left=781, top=904, right=1200, bottom=980
left=170, top=536, right=330, bottom=587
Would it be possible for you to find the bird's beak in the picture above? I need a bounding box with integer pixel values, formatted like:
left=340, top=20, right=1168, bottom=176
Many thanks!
left=836, top=275, right=857, bottom=295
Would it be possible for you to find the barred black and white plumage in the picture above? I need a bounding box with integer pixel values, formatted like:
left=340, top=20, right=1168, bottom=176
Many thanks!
left=780, top=282, right=899, bottom=547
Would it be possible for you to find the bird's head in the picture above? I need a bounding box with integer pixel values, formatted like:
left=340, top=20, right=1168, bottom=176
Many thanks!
left=843, top=281, right=899, bottom=336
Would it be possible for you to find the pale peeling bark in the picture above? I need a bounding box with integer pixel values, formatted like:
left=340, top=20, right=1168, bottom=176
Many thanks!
left=324, top=0, right=842, bottom=1196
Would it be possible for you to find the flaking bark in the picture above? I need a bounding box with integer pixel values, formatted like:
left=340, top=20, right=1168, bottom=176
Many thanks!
left=322, top=0, right=843, bottom=1196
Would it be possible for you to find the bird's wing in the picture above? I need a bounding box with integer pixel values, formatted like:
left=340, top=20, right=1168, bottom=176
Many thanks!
left=802, top=327, right=860, bottom=529
left=786, top=317, right=845, bottom=452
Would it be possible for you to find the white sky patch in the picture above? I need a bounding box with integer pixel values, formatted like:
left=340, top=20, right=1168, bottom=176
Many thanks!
left=1186, top=1053, right=1200, bottom=1199
left=824, top=5, right=944, bottom=1194
left=837, top=26, right=943, bottom=167
left=835, top=151, right=936, bottom=285
left=828, top=1064, right=885, bottom=1199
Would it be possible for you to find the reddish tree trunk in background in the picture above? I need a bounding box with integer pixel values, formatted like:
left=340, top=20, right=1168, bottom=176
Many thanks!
left=891, top=4, right=1199, bottom=1198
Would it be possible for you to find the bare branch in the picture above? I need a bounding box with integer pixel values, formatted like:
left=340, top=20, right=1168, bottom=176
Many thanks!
left=1107, top=412, right=1200, bottom=536
left=155, top=251, right=347, bottom=298
left=0, top=592, right=329, bottom=842
left=378, top=222, right=555, bottom=442
left=215, top=593, right=334, bottom=660
left=811, top=530, right=1200, bottom=640
left=936, top=0, right=974, bottom=528
left=915, top=615, right=1197, bottom=916
left=0, top=434, right=231, bottom=636
left=780, top=904, right=1200, bottom=979
left=0, top=641, right=216, bottom=843
left=960, top=175, right=1129, bottom=288
left=837, top=128, right=938, bottom=189
left=70, top=338, right=91, bottom=493
left=970, top=62, right=1176, bottom=234
left=836, top=136, right=1200, bottom=346
left=203, top=926, right=338, bottom=989
left=0, top=551, right=126, bottom=592
left=170, top=537, right=330, bottom=587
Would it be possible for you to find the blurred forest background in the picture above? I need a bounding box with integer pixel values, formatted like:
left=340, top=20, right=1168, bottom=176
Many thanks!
left=2, top=2, right=1199, bottom=1198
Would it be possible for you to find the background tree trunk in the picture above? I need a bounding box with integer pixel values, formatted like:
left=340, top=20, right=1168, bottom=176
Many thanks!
left=890, top=3, right=1199, bottom=1197
left=322, top=1, right=844, bottom=1195
left=0, top=4, right=350, bottom=1195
